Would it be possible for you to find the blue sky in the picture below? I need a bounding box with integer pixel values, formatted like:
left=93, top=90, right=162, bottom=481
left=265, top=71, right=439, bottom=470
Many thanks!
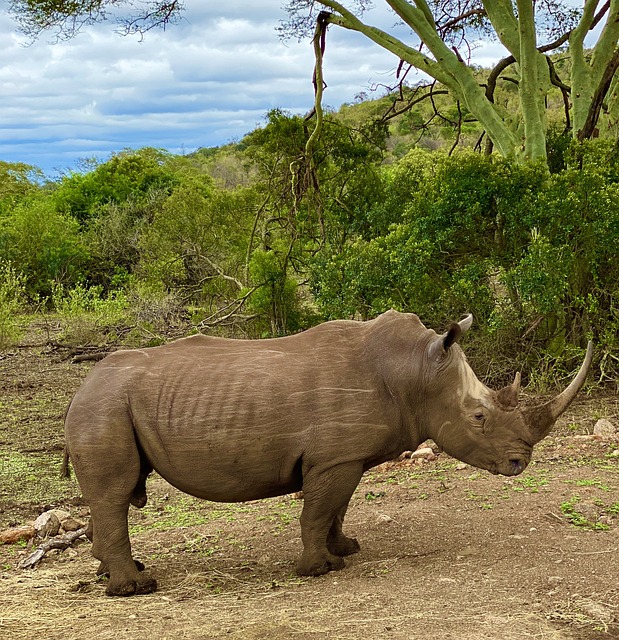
left=0, top=1, right=511, bottom=177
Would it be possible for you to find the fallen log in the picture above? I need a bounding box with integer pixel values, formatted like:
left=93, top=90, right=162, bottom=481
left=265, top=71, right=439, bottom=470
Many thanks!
left=0, top=525, right=36, bottom=545
left=18, top=525, right=88, bottom=569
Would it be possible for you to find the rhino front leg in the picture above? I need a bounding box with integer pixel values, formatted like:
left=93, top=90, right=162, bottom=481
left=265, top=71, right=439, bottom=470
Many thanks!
left=297, top=461, right=363, bottom=577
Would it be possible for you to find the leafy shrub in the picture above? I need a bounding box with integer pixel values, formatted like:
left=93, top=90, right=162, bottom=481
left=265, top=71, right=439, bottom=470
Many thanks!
left=51, top=282, right=130, bottom=346
left=246, top=248, right=304, bottom=335
left=0, top=261, right=27, bottom=349
left=0, top=197, right=87, bottom=298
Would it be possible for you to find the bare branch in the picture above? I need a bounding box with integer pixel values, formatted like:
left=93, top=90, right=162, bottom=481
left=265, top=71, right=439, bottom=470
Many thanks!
left=578, top=46, right=619, bottom=140
left=18, top=525, right=89, bottom=569
left=8, top=0, right=184, bottom=42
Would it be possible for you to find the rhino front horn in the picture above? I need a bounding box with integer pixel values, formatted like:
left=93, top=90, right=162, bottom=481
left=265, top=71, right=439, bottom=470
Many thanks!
left=524, top=341, right=594, bottom=442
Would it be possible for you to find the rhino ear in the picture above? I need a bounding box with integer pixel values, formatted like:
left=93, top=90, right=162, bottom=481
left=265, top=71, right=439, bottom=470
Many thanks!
left=442, top=314, right=473, bottom=351
left=431, top=314, right=473, bottom=359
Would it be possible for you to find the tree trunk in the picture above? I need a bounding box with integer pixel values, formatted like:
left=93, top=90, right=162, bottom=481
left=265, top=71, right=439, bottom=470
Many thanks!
left=570, top=0, right=619, bottom=140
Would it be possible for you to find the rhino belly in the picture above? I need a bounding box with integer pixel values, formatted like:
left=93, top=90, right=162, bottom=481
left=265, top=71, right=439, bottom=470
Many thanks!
left=135, top=429, right=305, bottom=502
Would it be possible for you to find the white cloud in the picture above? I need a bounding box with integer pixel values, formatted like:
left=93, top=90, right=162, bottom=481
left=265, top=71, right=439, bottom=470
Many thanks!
left=0, top=0, right=515, bottom=176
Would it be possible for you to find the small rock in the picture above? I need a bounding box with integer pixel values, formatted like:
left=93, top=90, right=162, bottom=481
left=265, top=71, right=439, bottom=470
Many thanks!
left=410, top=447, right=435, bottom=460
left=610, top=449, right=619, bottom=458
left=48, top=509, right=84, bottom=532
left=50, top=509, right=71, bottom=522
left=34, top=511, right=61, bottom=539
left=377, top=514, right=393, bottom=523
left=59, top=517, right=84, bottom=532
left=593, top=419, right=616, bottom=439
left=455, top=462, right=468, bottom=471
left=0, top=525, right=36, bottom=545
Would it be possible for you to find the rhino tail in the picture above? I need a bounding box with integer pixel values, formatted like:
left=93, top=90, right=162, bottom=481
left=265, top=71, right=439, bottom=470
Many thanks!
left=60, top=446, right=71, bottom=479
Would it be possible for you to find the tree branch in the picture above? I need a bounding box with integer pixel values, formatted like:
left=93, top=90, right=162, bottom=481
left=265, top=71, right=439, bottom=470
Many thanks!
left=578, top=46, right=619, bottom=140
left=18, top=525, right=89, bottom=569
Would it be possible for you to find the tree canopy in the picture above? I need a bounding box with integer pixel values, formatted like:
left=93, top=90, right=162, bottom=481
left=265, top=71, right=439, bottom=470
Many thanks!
left=283, top=1, right=619, bottom=165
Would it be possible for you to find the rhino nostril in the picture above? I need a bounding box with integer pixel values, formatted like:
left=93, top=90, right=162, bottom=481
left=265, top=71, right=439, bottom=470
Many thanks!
left=509, top=458, right=526, bottom=474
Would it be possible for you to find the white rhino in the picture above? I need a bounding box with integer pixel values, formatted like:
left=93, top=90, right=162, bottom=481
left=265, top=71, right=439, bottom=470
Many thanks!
left=63, top=311, right=592, bottom=595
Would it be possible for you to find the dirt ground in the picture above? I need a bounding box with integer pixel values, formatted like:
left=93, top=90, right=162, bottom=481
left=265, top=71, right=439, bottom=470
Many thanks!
left=1, top=334, right=618, bottom=640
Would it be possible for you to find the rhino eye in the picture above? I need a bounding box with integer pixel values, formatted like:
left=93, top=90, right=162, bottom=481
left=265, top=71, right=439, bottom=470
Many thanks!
left=473, top=411, right=486, bottom=424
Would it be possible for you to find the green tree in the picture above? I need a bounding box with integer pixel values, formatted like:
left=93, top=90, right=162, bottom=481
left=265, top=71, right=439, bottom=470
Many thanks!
left=241, top=108, right=386, bottom=332
left=0, top=196, right=87, bottom=297
left=284, top=1, right=619, bottom=165
left=137, top=174, right=256, bottom=305
left=53, top=148, right=178, bottom=222
left=0, top=161, right=43, bottom=217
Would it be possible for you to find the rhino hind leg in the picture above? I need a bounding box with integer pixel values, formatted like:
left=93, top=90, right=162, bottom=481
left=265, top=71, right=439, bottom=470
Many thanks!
left=296, top=461, right=363, bottom=577
left=85, top=519, right=147, bottom=574
left=70, top=424, right=156, bottom=596
left=90, top=502, right=157, bottom=596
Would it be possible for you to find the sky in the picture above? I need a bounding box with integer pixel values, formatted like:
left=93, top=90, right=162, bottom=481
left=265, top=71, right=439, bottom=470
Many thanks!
left=0, top=1, right=514, bottom=177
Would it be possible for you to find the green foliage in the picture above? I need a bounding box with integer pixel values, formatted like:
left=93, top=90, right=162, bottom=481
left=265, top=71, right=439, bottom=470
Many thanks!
left=53, top=148, right=178, bottom=222
left=240, top=108, right=388, bottom=333
left=51, top=281, right=130, bottom=345
left=137, top=175, right=255, bottom=301
left=246, top=249, right=303, bottom=336
left=0, top=161, right=43, bottom=216
left=0, top=261, right=27, bottom=348
left=0, top=196, right=88, bottom=297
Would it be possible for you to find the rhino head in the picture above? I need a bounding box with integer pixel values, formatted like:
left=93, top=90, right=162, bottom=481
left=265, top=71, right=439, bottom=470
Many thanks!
left=422, top=315, right=593, bottom=476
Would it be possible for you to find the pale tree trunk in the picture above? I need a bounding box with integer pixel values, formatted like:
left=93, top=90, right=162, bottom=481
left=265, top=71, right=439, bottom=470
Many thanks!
left=570, top=0, right=619, bottom=140
left=311, top=0, right=619, bottom=164
left=316, top=0, right=550, bottom=163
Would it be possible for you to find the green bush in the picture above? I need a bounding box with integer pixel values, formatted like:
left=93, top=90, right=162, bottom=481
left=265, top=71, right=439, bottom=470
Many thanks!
left=0, top=197, right=87, bottom=298
left=246, top=248, right=304, bottom=336
left=0, top=261, right=27, bottom=349
left=51, top=282, right=130, bottom=346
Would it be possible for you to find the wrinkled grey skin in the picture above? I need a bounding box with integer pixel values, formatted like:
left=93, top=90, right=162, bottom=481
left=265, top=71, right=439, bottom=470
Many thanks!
left=63, top=310, right=592, bottom=596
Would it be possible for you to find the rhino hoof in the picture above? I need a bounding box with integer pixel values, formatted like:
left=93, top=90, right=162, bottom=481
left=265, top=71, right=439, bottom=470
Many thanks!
left=106, top=573, right=157, bottom=597
left=97, top=559, right=146, bottom=577
left=328, top=536, right=360, bottom=557
left=296, top=554, right=346, bottom=577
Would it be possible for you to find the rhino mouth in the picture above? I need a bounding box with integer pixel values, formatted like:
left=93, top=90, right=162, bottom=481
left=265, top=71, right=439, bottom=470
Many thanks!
left=497, top=457, right=528, bottom=476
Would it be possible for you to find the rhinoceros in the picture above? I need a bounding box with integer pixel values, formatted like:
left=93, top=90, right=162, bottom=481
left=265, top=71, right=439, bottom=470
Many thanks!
left=63, top=310, right=592, bottom=596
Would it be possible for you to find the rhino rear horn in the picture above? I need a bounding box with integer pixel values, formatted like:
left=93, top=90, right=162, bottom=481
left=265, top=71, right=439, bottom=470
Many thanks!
left=524, top=341, right=594, bottom=442
left=496, top=372, right=521, bottom=408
